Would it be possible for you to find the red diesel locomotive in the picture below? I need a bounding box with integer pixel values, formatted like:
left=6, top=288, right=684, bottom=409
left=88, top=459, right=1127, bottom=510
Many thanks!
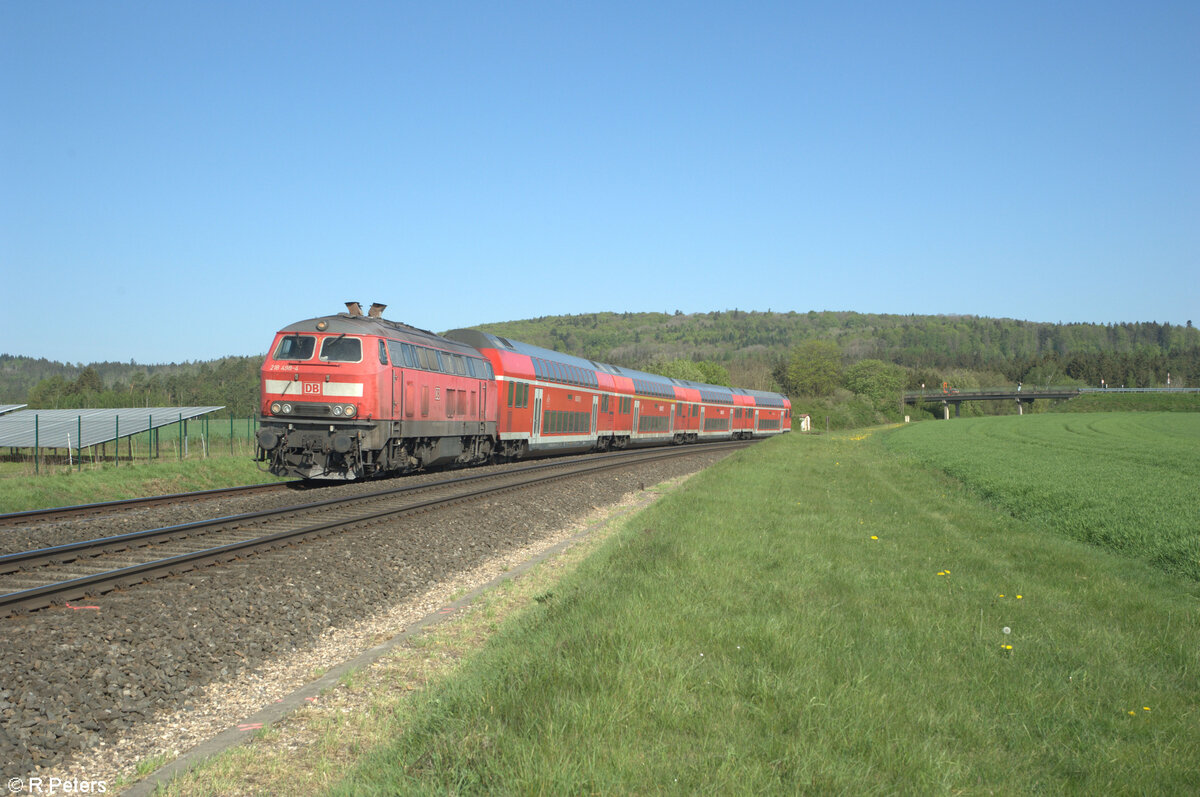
left=256, top=303, right=791, bottom=480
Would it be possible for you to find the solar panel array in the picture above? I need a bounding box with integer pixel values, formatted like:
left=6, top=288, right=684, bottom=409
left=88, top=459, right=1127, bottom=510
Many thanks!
left=0, top=407, right=225, bottom=449
left=0, top=404, right=27, bottom=416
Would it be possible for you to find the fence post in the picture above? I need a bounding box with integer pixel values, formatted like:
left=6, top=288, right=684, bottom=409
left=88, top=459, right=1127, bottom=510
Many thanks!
left=178, top=413, right=183, bottom=459
left=148, top=414, right=152, bottom=463
left=34, top=414, right=39, bottom=475
left=229, top=415, right=234, bottom=455
left=77, top=415, right=82, bottom=472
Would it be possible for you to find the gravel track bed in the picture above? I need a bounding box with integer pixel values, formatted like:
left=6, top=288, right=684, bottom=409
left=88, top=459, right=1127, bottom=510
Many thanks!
left=0, top=449, right=731, bottom=780
left=0, top=452, right=618, bottom=557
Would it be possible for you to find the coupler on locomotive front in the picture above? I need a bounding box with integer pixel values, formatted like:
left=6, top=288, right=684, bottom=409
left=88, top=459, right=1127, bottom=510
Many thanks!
left=256, top=413, right=390, bottom=480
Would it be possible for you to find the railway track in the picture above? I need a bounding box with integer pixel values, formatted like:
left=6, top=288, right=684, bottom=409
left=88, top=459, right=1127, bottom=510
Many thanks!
left=0, top=441, right=749, bottom=615
left=0, top=480, right=301, bottom=528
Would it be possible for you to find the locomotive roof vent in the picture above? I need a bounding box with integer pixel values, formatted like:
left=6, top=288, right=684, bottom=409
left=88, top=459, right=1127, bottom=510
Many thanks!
left=369, top=302, right=387, bottom=318
left=345, top=302, right=363, bottom=317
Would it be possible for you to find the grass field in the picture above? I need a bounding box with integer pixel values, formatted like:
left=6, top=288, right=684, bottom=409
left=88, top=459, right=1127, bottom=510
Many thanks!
left=0, top=417, right=276, bottom=513
left=1055, top=391, right=1200, bottom=413
left=884, top=412, right=1200, bottom=581
left=160, top=420, right=1199, bottom=795
left=0, top=451, right=282, bottom=514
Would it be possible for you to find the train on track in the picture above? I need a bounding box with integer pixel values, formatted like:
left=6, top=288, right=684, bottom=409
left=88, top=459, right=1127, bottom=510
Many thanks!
left=256, top=303, right=792, bottom=480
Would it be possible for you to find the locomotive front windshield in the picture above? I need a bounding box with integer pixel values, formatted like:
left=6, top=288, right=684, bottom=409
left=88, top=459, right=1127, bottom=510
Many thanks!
left=274, top=335, right=316, bottom=360
left=319, top=335, right=362, bottom=363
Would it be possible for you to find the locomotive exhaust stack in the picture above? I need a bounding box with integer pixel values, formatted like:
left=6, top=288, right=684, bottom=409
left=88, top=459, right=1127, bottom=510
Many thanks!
left=345, top=302, right=363, bottom=317
left=369, top=303, right=387, bottom=318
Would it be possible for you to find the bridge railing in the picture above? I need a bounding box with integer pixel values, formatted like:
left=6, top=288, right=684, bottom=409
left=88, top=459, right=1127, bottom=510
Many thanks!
left=903, top=386, right=1199, bottom=400
left=903, top=386, right=1080, bottom=398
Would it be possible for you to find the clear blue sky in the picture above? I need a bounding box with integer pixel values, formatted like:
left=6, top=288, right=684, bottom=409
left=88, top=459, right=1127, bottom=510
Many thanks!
left=2, top=1, right=1196, bottom=364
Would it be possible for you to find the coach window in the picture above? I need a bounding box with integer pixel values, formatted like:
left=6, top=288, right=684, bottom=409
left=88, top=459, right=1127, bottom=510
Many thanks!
left=319, top=335, right=362, bottom=363
left=274, top=335, right=315, bottom=361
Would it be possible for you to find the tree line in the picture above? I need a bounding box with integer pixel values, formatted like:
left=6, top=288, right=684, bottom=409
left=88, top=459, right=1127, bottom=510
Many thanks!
left=3, top=311, right=1197, bottom=421
left=7, top=356, right=264, bottom=417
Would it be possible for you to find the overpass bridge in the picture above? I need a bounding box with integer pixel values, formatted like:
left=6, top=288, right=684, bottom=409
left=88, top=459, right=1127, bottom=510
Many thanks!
left=901, top=387, right=1199, bottom=418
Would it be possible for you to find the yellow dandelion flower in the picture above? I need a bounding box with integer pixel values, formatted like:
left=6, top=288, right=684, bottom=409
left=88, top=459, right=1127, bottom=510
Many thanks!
left=1129, top=710, right=1136, bottom=716
left=944, top=569, right=950, bottom=574
left=870, top=535, right=878, bottom=540
left=998, top=594, right=1005, bottom=597
left=1016, top=595, right=1023, bottom=599
left=1143, top=706, right=1151, bottom=711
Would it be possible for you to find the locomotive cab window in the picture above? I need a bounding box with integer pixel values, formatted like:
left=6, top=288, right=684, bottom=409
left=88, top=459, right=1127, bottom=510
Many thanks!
left=319, top=335, right=362, bottom=363
left=274, top=335, right=316, bottom=361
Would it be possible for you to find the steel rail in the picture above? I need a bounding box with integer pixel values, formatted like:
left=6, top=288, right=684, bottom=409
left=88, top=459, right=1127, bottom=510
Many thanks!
left=0, top=481, right=302, bottom=528
left=0, top=440, right=750, bottom=615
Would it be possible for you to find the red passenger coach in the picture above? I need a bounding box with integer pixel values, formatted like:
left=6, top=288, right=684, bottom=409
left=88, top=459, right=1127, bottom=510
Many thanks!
left=445, top=329, right=616, bottom=458
left=444, top=329, right=791, bottom=456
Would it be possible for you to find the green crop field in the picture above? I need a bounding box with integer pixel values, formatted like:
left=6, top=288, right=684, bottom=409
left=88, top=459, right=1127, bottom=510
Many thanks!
left=884, top=412, right=1200, bottom=581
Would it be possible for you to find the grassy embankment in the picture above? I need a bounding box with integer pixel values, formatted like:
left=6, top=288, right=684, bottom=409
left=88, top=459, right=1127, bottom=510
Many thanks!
left=0, top=420, right=278, bottom=514
left=162, top=415, right=1199, bottom=794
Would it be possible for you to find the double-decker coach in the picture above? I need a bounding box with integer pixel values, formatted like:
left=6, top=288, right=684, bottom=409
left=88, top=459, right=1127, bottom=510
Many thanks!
left=444, top=329, right=791, bottom=457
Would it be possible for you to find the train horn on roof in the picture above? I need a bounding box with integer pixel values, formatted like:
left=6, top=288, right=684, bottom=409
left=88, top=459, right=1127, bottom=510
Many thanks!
left=368, top=303, right=387, bottom=318
left=345, top=302, right=363, bottom=317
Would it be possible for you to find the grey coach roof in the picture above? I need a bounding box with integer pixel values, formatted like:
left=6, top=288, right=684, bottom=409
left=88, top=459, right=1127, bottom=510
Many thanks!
left=0, top=407, right=225, bottom=449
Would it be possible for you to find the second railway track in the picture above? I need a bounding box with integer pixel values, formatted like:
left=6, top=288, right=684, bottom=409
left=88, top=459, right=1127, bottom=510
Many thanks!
left=0, top=441, right=750, bottom=615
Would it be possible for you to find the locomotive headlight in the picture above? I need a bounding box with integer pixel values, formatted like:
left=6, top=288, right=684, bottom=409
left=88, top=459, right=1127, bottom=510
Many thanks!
left=332, top=405, right=344, bottom=416
left=281, top=403, right=293, bottom=414
left=344, top=404, right=357, bottom=418
left=270, top=402, right=282, bottom=414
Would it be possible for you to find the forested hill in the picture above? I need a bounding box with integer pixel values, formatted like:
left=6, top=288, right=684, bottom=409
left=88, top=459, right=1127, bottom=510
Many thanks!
left=2, top=312, right=1198, bottom=412
left=0, top=354, right=263, bottom=416
left=474, top=311, right=1200, bottom=389
left=475, top=311, right=1197, bottom=365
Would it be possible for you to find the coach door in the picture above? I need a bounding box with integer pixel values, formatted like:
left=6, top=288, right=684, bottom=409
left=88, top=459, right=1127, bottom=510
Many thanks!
left=700, top=405, right=706, bottom=436
left=632, top=400, right=640, bottom=439
left=532, top=388, right=543, bottom=444
left=591, top=395, right=598, bottom=436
